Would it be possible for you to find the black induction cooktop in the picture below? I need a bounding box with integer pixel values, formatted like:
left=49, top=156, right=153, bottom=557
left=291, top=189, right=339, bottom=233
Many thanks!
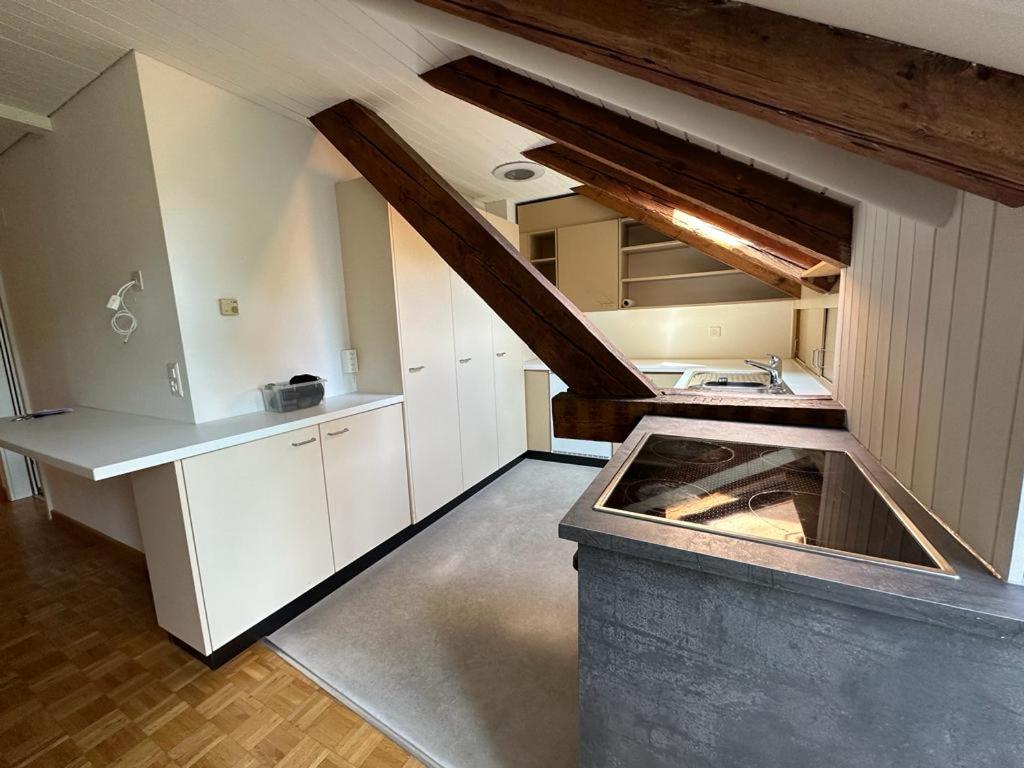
left=594, top=434, right=953, bottom=574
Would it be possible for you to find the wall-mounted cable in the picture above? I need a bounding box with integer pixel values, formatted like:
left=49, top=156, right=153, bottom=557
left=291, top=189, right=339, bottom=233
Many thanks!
left=107, top=278, right=140, bottom=344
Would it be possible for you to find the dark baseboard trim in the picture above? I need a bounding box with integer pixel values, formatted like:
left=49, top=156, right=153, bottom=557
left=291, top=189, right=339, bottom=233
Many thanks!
left=524, top=449, right=608, bottom=468
left=172, top=452, right=530, bottom=669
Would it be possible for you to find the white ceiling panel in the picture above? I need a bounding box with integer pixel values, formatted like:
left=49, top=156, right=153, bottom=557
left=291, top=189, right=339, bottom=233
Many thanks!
left=0, top=0, right=575, bottom=202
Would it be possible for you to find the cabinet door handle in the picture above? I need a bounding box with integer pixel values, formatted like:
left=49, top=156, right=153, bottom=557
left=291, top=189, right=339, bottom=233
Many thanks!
left=459, top=357, right=472, bottom=364
left=496, top=352, right=507, bottom=357
left=326, top=427, right=350, bottom=437
left=291, top=437, right=317, bottom=447
left=408, top=365, right=425, bottom=372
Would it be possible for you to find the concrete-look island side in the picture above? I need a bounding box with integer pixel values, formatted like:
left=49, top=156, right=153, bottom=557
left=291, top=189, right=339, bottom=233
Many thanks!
left=560, top=416, right=1024, bottom=768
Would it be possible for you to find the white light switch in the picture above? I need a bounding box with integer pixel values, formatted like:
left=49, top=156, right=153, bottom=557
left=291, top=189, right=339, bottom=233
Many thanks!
left=709, top=325, right=722, bottom=337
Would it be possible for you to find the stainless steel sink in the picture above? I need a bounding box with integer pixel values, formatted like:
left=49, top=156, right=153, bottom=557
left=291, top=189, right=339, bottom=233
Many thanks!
left=685, top=371, right=793, bottom=395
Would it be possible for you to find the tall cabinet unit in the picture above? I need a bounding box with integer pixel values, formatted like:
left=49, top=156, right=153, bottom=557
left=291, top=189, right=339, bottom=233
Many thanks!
left=492, top=315, right=528, bottom=466
left=336, top=178, right=527, bottom=522
left=451, top=272, right=500, bottom=488
left=391, top=214, right=464, bottom=515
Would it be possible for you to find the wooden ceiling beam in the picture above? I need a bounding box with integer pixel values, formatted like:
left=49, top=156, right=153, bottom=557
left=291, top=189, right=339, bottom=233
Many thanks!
left=552, top=391, right=846, bottom=442
left=415, top=1, right=1024, bottom=207
left=422, top=55, right=852, bottom=267
left=520, top=142, right=818, bottom=297
left=310, top=100, right=657, bottom=398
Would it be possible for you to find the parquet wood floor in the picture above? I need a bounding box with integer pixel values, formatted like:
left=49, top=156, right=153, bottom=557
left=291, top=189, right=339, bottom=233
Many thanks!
left=0, top=497, right=426, bottom=768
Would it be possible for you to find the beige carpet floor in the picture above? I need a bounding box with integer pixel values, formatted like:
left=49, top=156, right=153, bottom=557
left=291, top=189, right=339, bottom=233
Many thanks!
left=269, top=459, right=599, bottom=768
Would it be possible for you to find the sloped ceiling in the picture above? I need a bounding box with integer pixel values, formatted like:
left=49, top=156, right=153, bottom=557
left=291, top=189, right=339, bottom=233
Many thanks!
left=0, top=0, right=576, bottom=202
left=0, top=0, right=1018, bottom=215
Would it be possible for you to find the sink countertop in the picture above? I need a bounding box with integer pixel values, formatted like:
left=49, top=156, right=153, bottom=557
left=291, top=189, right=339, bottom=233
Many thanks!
left=523, top=357, right=831, bottom=396
left=559, top=415, right=1024, bottom=638
left=0, top=392, right=404, bottom=480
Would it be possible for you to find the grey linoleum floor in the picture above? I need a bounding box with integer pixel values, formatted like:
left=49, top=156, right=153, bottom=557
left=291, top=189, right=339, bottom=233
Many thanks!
left=269, top=459, right=599, bottom=768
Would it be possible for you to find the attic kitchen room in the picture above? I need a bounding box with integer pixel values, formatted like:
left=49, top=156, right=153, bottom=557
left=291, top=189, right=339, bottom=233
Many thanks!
left=1, top=2, right=1024, bottom=768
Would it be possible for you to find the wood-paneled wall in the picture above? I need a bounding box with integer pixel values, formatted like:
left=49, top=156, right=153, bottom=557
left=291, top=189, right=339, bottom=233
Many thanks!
left=836, top=194, right=1024, bottom=581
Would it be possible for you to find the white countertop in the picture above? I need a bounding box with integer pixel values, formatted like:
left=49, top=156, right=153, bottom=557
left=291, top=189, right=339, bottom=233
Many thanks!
left=523, top=357, right=831, bottom=396
left=0, top=393, right=403, bottom=481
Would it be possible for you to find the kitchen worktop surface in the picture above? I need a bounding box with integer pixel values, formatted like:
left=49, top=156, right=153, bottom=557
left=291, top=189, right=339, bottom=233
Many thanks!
left=523, top=357, right=831, bottom=396
left=560, top=415, right=1024, bottom=638
left=0, top=392, right=403, bottom=481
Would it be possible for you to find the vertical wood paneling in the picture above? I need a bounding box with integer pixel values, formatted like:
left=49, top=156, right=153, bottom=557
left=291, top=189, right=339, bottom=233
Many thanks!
left=854, top=210, right=888, bottom=445
left=879, top=220, right=915, bottom=467
left=867, top=215, right=901, bottom=456
left=963, top=205, right=1024, bottom=567
left=932, top=195, right=996, bottom=527
left=894, top=224, right=935, bottom=483
left=846, top=206, right=878, bottom=437
left=839, top=197, right=1024, bottom=579
left=911, top=195, right=963, bottom=505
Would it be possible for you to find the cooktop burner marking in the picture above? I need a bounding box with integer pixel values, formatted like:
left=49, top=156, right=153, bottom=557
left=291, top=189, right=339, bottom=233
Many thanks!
left=648, top=437, right=735, bottom=465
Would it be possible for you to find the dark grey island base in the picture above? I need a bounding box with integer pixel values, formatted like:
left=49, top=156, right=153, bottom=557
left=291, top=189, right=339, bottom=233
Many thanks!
left=560, top=417, right=1024, bottom=768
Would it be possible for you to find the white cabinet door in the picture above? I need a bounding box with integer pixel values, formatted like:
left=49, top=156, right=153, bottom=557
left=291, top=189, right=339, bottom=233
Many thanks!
left=451, top=272, right=500, bottom=488
left=320, top=404, right=411, bottom=570
left=492, top=314, right=527, bottom=466
left=556, top=220, right=620, bottom=312
left=391, top=213, right=464, bottom=519
left=181, top=426, right=333, bottom=649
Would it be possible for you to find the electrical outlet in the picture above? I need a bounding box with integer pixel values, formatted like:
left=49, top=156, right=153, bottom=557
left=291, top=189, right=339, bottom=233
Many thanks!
left=166, top=362, right=184, bottom=398
left=709, top=325, right=722, bottom=337
left=219, top=298, right=239, bottom=316
left=341, top=348, right=359, bottom=374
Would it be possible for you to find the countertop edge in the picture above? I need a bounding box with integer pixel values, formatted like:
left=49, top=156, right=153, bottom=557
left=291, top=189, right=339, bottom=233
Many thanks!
left=0, top=394, right=405, bottom=481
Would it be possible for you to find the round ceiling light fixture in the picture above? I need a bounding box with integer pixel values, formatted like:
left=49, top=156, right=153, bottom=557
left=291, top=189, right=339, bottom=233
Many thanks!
left=492, top=161, right=545, bottom=182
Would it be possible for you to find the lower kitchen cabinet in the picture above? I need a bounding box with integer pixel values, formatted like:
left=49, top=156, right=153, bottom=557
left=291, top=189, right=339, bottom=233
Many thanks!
left=180, top=425, right=335, bottom=649
left=320, top=404, right=411, bottom=569
left=133, top=403, right=414, bottom=656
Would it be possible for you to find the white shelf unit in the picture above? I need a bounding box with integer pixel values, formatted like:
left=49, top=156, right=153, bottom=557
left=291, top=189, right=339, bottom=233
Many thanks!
left=619, top=220, right=787, bottom=308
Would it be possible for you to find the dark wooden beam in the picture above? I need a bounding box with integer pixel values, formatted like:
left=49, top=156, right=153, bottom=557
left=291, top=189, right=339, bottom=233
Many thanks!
left=552, top=390, right=847, bottom=442
left=416, top=1, right=1024, bottom=207
left=422, top=55, right=852, bottom=266
left=311, top=100, right=656, bottom=398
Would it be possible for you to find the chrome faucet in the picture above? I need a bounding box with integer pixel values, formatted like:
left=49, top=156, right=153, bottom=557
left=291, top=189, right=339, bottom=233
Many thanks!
left=745, top=353, right=783, bottom=388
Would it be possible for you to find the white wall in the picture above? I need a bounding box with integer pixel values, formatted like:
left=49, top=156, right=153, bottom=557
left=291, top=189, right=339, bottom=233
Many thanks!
left=0, top=53, right=191, bottom=549
left=586, top=300, right=794, bottom=360
left=836, top=194, right=1024, bottom=581
left=0, top=54, right=192, bottom=423
left=135, top=54, right=360, bottom=422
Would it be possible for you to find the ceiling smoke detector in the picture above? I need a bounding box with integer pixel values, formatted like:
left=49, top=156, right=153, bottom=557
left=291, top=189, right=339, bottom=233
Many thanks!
left=492, top=161, right=545, bottom=182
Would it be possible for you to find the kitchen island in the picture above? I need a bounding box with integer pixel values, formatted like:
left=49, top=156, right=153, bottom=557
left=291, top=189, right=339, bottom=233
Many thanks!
left=560, top=416, right=1024, bottom=768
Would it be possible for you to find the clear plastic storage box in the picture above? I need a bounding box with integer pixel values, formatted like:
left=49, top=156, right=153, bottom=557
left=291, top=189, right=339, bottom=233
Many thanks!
left=261, top=378, right=326, bottom=413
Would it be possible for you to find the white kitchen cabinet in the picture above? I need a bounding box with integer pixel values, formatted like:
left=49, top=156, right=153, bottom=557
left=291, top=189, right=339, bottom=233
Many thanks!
left=492, top=315, right=528, bottom=465
left=180, top=426, right=334, bottom=649
left=391, top=213, right=464, bottom=519
left=451, top=272, right=500, bottom=488
left=556, top=219, right=620, bottom=312
left=320, top=404, right=411, bottom=570
left=337, top=178, right=528, bottom=519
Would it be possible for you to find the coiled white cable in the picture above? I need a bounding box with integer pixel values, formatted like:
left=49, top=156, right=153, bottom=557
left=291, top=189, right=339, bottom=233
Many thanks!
left=109, top=280, right=139, bottom=344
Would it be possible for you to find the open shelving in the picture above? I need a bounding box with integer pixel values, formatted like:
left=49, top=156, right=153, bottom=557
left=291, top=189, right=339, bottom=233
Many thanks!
left=524, top=229, right=557, bottom=285
left=619, top=220, right=787, bottom=309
